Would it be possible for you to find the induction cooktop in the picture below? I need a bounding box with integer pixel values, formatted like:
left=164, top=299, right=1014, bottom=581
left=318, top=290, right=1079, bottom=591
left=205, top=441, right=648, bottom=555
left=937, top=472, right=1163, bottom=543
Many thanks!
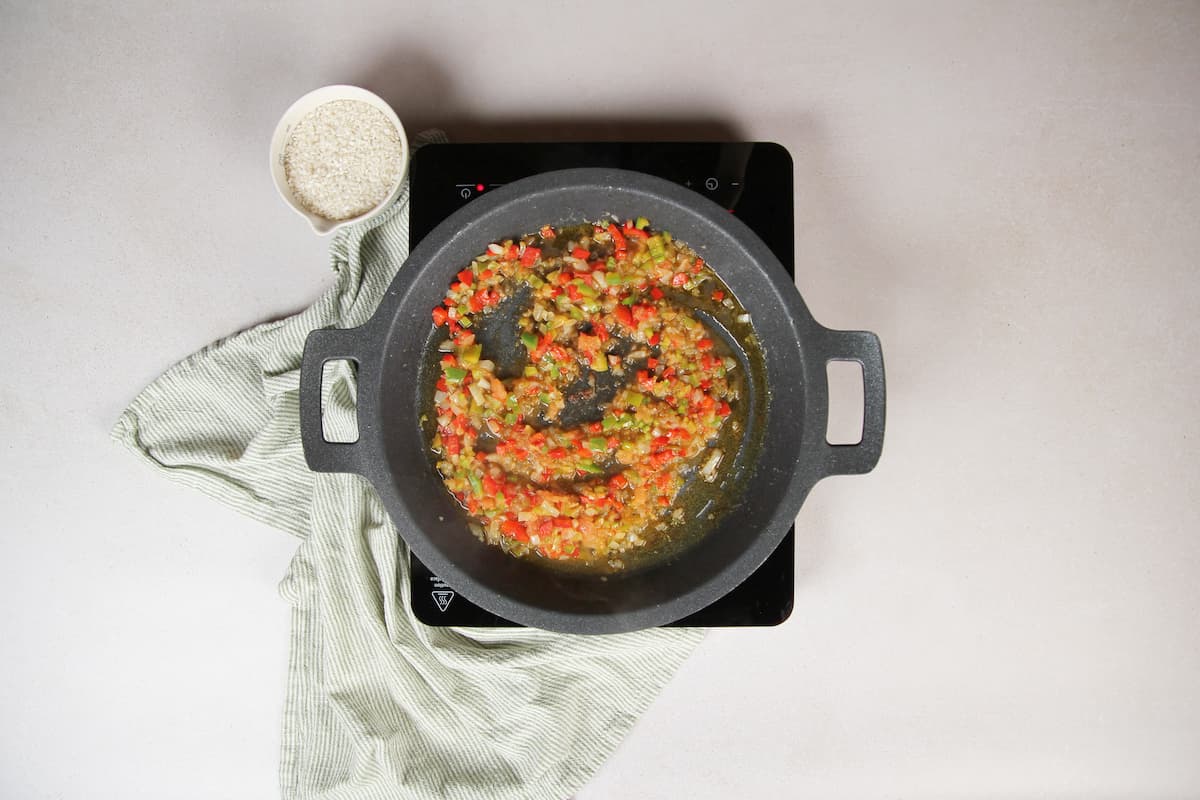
left=407, top=141, right=795, bottom=627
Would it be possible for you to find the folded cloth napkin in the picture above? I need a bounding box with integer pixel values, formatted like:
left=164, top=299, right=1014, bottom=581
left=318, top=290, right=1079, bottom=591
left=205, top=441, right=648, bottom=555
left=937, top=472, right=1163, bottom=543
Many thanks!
left=112, top=132, right=704, bottom=800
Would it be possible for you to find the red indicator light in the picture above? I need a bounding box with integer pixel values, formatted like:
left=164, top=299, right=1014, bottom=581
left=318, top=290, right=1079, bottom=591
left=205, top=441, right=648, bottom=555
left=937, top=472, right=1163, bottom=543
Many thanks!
left=475, top=183, right=485, bottom=192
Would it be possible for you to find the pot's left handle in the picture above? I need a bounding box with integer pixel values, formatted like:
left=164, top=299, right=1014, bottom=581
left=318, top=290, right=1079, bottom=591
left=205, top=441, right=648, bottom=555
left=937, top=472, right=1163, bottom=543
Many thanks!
left=300, top=326, right=368, bottom=474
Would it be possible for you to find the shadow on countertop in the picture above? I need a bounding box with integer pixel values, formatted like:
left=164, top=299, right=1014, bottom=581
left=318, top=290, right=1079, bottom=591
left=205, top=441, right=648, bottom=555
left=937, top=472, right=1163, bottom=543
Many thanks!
left=350, top=45, right=746, bottom=143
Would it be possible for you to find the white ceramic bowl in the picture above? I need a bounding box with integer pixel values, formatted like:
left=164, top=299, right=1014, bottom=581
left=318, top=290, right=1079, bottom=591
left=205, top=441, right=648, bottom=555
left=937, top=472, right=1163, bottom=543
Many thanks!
left=269, top=85, right=409, bottom=235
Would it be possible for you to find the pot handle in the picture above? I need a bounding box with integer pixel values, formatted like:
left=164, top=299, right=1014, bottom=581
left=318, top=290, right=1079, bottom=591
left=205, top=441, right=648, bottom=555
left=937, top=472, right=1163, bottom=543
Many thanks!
left=299, top=326, right=368, bottom=474
left=816, top=328, right=886, bottom=477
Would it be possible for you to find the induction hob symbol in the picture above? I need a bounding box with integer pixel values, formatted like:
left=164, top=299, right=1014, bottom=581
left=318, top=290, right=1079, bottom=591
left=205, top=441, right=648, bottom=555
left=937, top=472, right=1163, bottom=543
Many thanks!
left=431, top=589, right=455, bottom=612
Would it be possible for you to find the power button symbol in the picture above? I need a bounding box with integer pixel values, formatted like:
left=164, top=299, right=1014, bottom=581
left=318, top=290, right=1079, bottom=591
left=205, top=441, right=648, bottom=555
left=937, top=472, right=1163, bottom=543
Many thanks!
left=460, top=187, right=471, bottom=199
left=704, top=177, right=719, bottom=191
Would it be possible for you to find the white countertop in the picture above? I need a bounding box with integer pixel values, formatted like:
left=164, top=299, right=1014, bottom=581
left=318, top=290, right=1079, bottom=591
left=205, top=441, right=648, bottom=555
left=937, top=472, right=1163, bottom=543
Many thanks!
left=3, top=3, right=1199, bottom=797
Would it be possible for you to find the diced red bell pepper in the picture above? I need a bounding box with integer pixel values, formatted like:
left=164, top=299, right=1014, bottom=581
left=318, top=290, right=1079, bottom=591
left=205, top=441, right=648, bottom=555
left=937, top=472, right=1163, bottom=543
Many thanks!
left=717, top=401, right=732, bottom=417
left=506, top=244, right=519, bottom=260
left=520, top=246, right=541, bottom=267
left=613, top=304, right=633, bottom=328
left=646, top=357, right=659, bottom=369
left=650, top=287, right=664, bottom=300
left=623, top=224, right=648, bottom=240
left=567, top=284, right=583, bottom=302
left=480, top=269, right=494, bottom=280
left=594, top=322, right=609, bottom=342
left=637, top=370, right=655, bottom=392
left=671, top=273, right=688, bottom=287
left=458, top=269, right=474, bottom=285
left=540, top=225, right=556, bottom=239
left=548, top=447, right=567, bottom=459
left=442, top=434, right=460, bottom=456
left=431, top=306, right=448, bottom=326
left=607, top=223, right=627, bottom=251
left=711, top=290, right=725, bottom=302
left=648, top=332, right=661, bottom=346
left=571, top=247, right=589, bottom=260
left=501, top=519, right=528, bottom=541
left=697, top=338, right=714, bottom=350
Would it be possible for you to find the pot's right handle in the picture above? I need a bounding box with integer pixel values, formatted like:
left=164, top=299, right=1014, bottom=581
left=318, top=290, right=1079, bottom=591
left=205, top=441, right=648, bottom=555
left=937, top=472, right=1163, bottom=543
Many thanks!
left=816, top=328, right=886, bottom=477
left=300, top=326, right=368, bottom=475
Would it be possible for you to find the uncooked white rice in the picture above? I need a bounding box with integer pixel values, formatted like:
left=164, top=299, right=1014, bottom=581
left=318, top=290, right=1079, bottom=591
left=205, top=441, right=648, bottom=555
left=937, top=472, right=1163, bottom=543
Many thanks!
left=283, top=99, right=403, bottom=221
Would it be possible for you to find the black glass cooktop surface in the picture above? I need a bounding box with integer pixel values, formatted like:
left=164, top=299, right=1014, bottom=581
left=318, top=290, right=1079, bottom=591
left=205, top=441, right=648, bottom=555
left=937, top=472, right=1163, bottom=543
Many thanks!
left=408, top=141, right=794, bottom=627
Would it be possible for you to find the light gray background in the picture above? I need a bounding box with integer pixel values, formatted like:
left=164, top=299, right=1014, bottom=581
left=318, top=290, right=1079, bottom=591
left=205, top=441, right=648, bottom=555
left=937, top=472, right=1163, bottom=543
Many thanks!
left=2, top=2, right=1198, bottom=798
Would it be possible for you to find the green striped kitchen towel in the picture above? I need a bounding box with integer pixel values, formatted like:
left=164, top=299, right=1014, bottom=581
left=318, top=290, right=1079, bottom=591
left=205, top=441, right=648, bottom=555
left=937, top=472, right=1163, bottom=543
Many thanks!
left=111, top=132, right=704, bottom=800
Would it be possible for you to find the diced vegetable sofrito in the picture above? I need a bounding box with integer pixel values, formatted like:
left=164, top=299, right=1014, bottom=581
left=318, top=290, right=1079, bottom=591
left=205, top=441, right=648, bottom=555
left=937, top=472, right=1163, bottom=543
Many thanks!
left=429, top=219, right=747, bottom=570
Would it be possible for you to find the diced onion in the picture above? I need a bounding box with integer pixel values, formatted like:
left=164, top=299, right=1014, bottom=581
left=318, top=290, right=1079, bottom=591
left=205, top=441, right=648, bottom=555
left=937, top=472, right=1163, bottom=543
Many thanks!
left=699, top=448, right=724, bottom=482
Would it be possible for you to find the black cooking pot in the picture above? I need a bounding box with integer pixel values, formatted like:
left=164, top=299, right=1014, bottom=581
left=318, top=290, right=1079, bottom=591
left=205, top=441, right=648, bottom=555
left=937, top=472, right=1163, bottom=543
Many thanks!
left=299, top=168, right=884, bottom=634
